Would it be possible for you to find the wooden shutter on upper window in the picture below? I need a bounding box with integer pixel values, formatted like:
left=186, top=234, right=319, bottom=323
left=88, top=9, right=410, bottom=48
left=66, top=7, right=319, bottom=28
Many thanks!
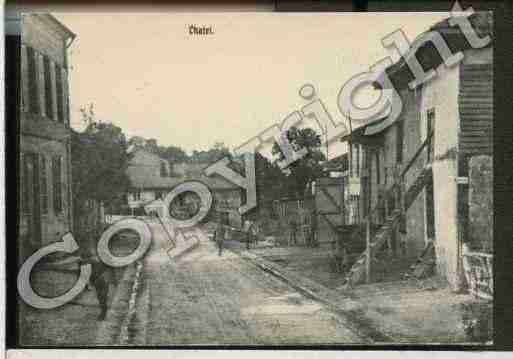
left=459, top=63, right=493, bottom=156
left=26, top=46, right=40, bottom=114
left=52, top=156, right=63, bottom=213
left=40, top=156, right=49, bottom=214
left=43, top=55, right=54, bottom=119
left=55, top=64, right=64, bottom=123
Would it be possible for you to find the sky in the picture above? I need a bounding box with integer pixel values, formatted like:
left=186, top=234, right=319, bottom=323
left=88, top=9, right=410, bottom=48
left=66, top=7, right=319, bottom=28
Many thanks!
left=54, top=12, right=449, bottom=159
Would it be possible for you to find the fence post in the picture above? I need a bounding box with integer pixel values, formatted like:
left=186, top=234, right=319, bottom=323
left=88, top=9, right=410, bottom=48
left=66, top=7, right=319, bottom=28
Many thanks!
left=366, top=217, right=371, bottom=283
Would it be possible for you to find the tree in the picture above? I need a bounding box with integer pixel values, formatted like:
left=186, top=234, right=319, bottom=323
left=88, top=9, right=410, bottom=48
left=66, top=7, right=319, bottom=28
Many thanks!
left=159, top=145, right=188, bottom=164
left=190, top=142, right=231, bottom=163
left=127, top=136, right=146, bottom=149
left=145, top=138, right=159, bottom=153
left=71, top=117, right=130, bottom=214
left=272, top=127, right=326, bottom=197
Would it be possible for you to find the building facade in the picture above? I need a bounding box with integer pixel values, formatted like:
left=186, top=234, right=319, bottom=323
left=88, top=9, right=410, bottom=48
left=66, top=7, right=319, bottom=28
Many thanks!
left=126, top=149, right=244, bottom=226
left=19, top=14, right=75, bottom=260
left=340, top=13, right=493, bottom=291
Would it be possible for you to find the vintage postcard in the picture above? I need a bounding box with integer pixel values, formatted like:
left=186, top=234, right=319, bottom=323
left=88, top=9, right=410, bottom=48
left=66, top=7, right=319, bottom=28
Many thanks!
left=9, top=6, right=494, bottom=348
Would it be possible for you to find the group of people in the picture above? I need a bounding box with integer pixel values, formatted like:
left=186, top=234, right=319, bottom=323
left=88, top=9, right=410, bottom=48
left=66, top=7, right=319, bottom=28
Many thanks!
left=288, top=214, right=318, bottom=247
left=213, top=219, right=258, bottom=256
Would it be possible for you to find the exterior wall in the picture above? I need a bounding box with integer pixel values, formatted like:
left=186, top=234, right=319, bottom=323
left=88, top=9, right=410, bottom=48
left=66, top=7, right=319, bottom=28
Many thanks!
left=468, top=155, right=493, bottom=253
left=126, top=150, right=171, bottom=180
left=21, top=15, right=67, bottom=67
left=212, top=188, right=242, bottom=210
left=420, top=63, right=460, bottom=290
left=19, top=136, right=72, bottom=244
left=126, top=150, right=243, bottom=225
left=399, top=87, right=427, bottom=258
left=362, top=88, right=427, bottom=259
left=19, top=15, right=73, bottom=256
left=127, top=190, right=157, bottom=209
left=419, top=46, right=493, bottom=290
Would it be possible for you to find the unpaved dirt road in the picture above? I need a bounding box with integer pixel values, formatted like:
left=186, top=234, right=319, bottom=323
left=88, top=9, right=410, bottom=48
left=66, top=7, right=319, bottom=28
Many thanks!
left=141, top=222, right=364, bottom=345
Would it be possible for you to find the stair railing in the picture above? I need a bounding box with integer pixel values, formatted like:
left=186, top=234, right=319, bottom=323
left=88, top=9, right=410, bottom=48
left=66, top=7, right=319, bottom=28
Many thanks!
left=356, top=131, right=434, bottom=284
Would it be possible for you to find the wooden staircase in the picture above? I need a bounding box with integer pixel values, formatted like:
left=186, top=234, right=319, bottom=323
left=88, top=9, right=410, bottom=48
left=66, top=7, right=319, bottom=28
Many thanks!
left=404, top=166, right=433, bottom=210
left=343, top=132, right=434, bottom=287
left=344, top=210, right=401, bottom=287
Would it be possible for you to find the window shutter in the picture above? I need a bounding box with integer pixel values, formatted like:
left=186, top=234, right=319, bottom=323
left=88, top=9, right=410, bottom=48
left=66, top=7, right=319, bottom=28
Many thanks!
left=49, top=59, right=58, bottom=121
left=26, top=46, right=40, bottom=114
left=62, top=67, right=70, bottom=126
left=40, top=155, right=48, bottom=214
left=43, top=55, right=54, bottom=119
left=55, top=64, right=64, bottom=123
left=37, top=52, right=46, bottom=117
left=52, top=155, right=63, bottom=213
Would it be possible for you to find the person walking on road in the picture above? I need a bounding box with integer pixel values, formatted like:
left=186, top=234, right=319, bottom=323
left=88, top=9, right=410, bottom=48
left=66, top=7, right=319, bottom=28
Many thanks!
left=80, top=248, right=113, bottom=321
left=215, top=221, right=226, bottom=256
left=244, top=219, right=257, bottom=250
left=289, top=219, right=298, bottom=246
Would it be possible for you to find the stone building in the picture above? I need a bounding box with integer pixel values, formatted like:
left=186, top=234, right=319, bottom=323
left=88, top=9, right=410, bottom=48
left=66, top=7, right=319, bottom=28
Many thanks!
left=340, top=13, right=493, bottom=291
left=18, top=14, right=76, bottom=260
left=126, top=148, right=244, bottom=226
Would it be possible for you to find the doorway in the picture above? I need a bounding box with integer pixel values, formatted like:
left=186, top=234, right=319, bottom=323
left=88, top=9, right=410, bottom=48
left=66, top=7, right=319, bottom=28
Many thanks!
left=425, top=177, right=435, bottom=241
left=22, top=152, right=42, bottom=254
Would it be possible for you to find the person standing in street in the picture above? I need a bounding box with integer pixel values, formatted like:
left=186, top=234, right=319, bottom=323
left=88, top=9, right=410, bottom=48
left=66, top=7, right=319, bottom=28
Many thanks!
left=244, top=219, right=256, bottom=250
left=289, top=219, right=298, bottom=246
left=80, top=247, right=113, bottom=321
left=215, top=221, right=226, bottom=256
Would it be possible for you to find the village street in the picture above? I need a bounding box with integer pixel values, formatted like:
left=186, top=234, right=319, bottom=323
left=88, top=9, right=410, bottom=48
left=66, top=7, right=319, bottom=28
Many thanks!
left=138, top=222, right=365, bottom=345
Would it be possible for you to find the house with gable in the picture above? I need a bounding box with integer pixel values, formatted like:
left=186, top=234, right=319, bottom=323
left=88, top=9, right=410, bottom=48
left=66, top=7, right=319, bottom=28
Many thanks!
left=126, top=148, right=244, bottom=227
left=338, top=12, right=493, bottom=296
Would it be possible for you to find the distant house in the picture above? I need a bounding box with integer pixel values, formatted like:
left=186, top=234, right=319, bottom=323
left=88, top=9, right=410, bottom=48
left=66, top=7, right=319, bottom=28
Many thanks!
left=18, top=14, right=76, bottom=259
left=340, top=13, right=493, bottom=291
left=126, top=149, right=244, bottom=226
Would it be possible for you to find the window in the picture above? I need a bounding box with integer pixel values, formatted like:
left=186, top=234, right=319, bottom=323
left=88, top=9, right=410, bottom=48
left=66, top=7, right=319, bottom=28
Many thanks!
left=43, top=56, right=53, bottom=119
left=133, top=190, right=141, bottom=201
left=52, top=156, right=63, bottom=213
left=160, top=162, right=168, bottom=177
left=427, top=108, right=435, bottom=162
left=40, top=156, right=48, bottom=214
left=26, top=47, right=39, bottom=114
left=55, top=64, right=64, bottom=123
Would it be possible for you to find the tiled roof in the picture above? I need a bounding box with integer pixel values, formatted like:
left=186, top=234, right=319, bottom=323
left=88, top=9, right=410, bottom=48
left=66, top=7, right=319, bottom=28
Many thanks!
left=127, top=149, right=240, bottom=190
left=128, top=170, right=240, bottom=190
left=380, top=12, right=493, bottom=90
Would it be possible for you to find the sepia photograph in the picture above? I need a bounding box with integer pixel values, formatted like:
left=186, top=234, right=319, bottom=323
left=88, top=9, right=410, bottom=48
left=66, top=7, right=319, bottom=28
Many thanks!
left=9, top=6, right=493, bottom=347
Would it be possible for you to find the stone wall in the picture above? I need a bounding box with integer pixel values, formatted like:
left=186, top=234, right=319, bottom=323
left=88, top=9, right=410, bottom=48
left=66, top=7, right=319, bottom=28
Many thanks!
left=468, top=155, right=493, bottom=253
